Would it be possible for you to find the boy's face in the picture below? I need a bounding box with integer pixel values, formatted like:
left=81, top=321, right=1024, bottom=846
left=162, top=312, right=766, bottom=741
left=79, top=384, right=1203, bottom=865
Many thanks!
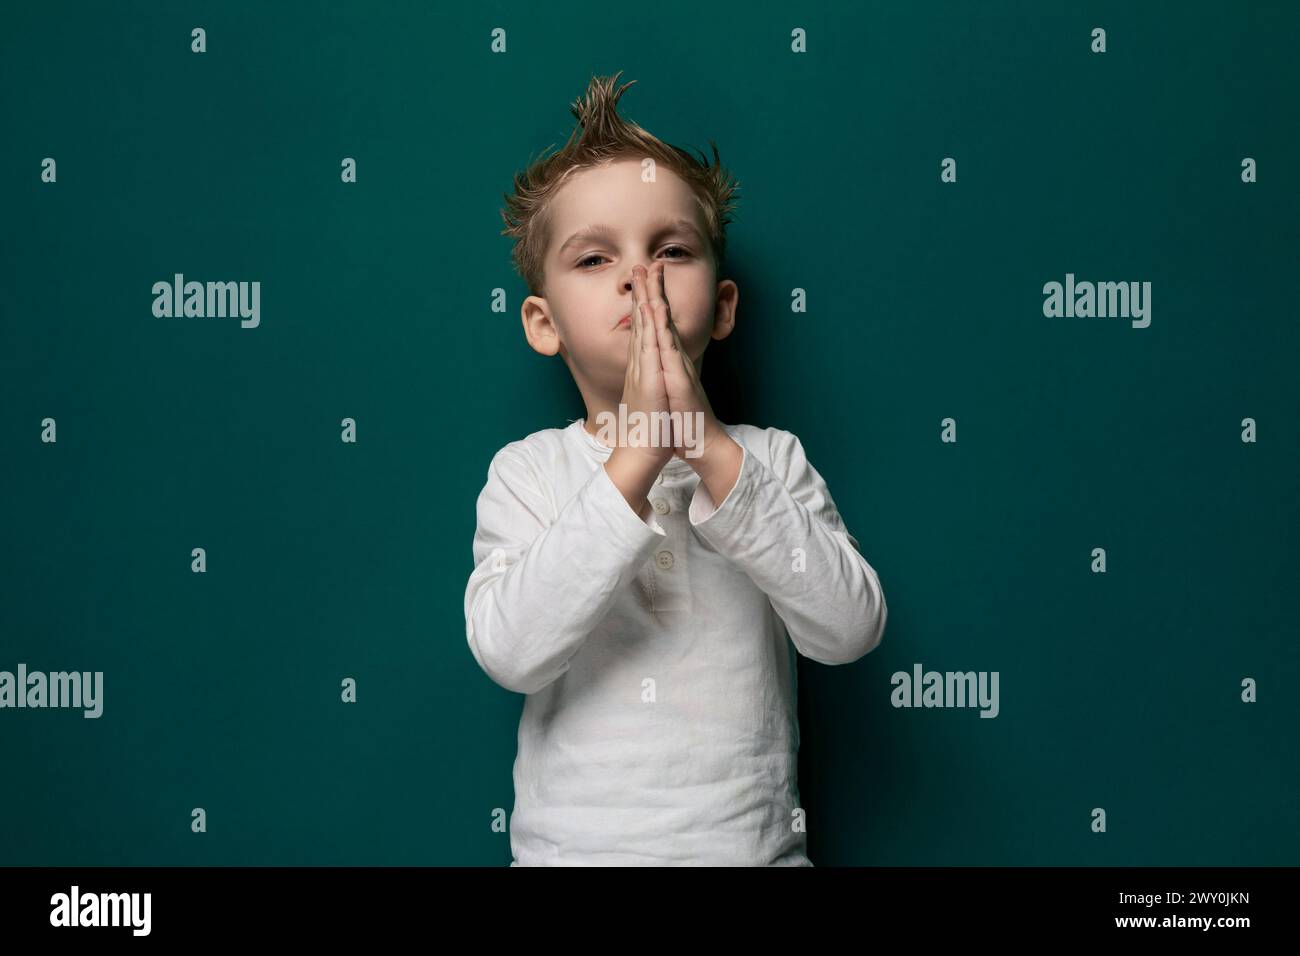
left=520, top=158, right=737, bottom=399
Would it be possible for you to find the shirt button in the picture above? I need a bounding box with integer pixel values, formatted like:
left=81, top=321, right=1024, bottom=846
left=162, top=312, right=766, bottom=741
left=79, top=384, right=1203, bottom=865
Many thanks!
left=652, top=498, right=670, bottom=515
left=655, top=550, right=674, bottom=570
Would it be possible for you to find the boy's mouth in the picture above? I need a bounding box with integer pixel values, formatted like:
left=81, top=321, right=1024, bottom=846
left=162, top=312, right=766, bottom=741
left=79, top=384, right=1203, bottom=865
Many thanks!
left=614, top=314, right=631, bottom=329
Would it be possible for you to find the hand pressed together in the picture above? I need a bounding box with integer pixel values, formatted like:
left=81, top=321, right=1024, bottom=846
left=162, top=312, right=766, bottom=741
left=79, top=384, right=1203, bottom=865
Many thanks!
left=624, top=261, right=743, bottom=505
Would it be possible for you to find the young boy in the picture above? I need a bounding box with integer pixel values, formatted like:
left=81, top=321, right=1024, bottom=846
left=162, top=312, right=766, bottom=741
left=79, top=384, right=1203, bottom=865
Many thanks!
left=465, top=72, right=887, bottom=866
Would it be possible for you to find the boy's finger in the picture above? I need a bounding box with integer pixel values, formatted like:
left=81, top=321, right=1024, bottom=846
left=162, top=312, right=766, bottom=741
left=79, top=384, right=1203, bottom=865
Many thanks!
left=635, top=268, right=658, bottom=355
left=653, top=265, right=678, bottom=363
left=668, top=316, right=689, bottom=361
left=672, top=321, right=701, bottom=386
left=640, top=270, right=671, bottom=399
left=655, top=310, right=679, bottom=359
left=645, top=263, right=670, bottom=351
left=624, top=267, right=637, bottom=355
left=649, top=260, right=671, bottom=331
left=650, top=265, right=685, bottom=385
left=630, top=267, right=643, bottom=356
left=630, top=278, right=641, bottom=361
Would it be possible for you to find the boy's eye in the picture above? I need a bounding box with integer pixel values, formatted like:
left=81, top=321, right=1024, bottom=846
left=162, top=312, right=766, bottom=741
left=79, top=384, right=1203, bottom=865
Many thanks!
left=576, top=245, right=693, bottom=270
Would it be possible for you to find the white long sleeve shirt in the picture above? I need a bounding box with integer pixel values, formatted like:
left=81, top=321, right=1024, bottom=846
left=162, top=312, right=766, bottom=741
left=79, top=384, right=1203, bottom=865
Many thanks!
left=464, top=418, right=887, bottom=865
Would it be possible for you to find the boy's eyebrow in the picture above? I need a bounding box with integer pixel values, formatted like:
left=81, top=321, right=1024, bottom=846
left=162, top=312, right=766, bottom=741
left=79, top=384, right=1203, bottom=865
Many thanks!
left=556, top=217, right=703, bottom=258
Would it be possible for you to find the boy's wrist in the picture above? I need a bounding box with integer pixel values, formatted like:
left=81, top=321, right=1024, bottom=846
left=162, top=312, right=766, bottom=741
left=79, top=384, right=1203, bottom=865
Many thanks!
left=684, top=420, right=737, bottom=475
left=604, top=446, right=662, bottom=519
left=689, top=433, right=744, bottom=509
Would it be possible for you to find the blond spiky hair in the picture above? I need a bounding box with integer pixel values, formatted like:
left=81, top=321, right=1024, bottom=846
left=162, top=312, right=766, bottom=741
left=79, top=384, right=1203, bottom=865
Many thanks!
left=500, top=71, right=740, bottom=297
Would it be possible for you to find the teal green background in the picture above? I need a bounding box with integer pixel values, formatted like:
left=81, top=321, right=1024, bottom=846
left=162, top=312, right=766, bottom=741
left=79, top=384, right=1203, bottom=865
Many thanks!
left=2, top=1, right=1296, bottom=865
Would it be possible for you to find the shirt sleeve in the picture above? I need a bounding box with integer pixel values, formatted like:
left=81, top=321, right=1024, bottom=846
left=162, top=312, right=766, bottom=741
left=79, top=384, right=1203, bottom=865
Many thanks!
left=687, top=429, right=888, bottom=665
left=464, top=447, right=668, bottom=694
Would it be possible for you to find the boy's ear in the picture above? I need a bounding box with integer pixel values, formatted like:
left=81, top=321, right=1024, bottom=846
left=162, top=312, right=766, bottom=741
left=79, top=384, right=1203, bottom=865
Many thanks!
left=521, top=295, right=561, bottom=356
left=710, top=279, right=739, bottom=342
